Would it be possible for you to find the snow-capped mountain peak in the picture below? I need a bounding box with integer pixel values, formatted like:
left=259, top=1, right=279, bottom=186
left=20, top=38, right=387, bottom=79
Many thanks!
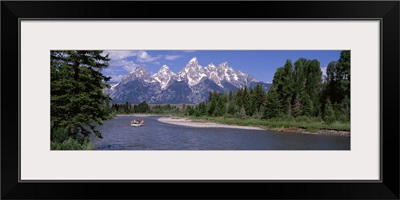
left=218, top=61, right=233, bottom=70
left=160, top=64, right=169, bottom=70
left=120, top=66, right=151, bottom=84
left=189, top=57, right=198, bottom=63
left=204, top=63, right=216, bottom=71
left=151, top=65, right=176, bottom=90
left=178, top=57, right=207, bottom=87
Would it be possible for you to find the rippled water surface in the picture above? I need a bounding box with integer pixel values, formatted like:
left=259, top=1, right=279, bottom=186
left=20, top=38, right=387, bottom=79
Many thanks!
left=90, top=116, right=350, bottom=150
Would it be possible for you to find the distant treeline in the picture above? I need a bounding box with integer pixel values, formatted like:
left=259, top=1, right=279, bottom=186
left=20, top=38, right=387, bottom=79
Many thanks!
left=110, top=101, right=185, bottom=115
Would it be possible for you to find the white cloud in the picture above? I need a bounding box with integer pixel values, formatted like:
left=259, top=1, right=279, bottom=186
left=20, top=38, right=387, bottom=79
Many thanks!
left=136, top=51, right=161, bottom=63
left=120, top=60, right=139, bottom=72
left=105, top=57, right=139, bottom=73
left=110, top=75, right=125, bottom=82
left=103, top=50, right=138, bottom=61
left=165, top=55, right=182, bottom=60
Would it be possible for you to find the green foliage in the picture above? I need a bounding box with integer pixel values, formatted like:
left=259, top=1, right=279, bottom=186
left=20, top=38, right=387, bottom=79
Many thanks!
left=51, top=137, right=95, bottom=150
left=340, top=96, right=350, bottom=121
left=186, top=105, right=195, bottom=116
left=324, top=99, right=336, bottom=124
left=196, top=102, right=207, bottom=116
left=51, top=128, right=94, bottom=150
left=301, top=94, right=313, bottom=116
left=189, top=116, right=350, bottom=131
left=264, top=88, right=281, bottom=119
left=236, top=106, right=247, bottom=119
left=51, top=50, right=112, bottom=140
left=134, top=101, right=150, bottom=113
left=336, top=50, right=351, bottom=98
left=242, top=87, right=252, bottom=116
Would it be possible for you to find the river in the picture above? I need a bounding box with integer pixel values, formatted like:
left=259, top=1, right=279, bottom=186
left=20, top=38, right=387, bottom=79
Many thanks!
left=90, top=116, right=350, bottom=150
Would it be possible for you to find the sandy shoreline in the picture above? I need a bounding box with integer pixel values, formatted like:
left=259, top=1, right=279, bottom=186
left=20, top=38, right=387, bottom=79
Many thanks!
left=158, top=117, right=264, bottom=130
left=158, top=117, right=350, bottom=137
left=116, top=114, right=160, bottom=117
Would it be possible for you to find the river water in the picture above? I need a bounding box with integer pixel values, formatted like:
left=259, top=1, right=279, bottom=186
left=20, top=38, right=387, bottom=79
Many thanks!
left=90, top=116, right=350, bottom=150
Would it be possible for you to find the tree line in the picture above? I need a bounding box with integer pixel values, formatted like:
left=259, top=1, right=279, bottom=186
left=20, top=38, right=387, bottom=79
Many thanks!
left=110, top=101, right=185, bottom=115
left=187, top=50, right=350, bottom=124
left=111, top=101, right=151, bottom=113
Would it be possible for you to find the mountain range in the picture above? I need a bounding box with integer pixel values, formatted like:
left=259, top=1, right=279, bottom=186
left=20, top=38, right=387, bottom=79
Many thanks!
left=105, top=57, right=271, bottom=104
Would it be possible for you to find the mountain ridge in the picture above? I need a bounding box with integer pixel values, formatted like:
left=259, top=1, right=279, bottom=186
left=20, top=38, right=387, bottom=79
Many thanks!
left=106, top=57, right=271, bottom=104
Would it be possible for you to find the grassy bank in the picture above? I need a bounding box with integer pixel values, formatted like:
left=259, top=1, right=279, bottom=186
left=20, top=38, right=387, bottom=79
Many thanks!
left=51, top=137, right=95, bottom=150
left=51, top=128, right=95, bottom=150
left=187, top=116, right=350, bottom=132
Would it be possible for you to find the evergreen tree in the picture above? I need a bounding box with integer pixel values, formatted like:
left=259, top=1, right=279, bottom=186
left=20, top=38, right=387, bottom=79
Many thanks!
left=207, top=91, right=218, bottom=116
left=238, top=106, right=247, bottom=119
left=243, top=87, right=251, bottom=116
left=227, top=100, right=235, bottom=115
left=51, top=50, right=111, bottom=139
left=264, top=88, right=281, bottom=119
left=301, top=94, right=313, bottom=116
left=304, top=59, right=323, bottom=117
left=269, top=60, right=295, bottom=117
left=292, top=59, right=306, bottom=116
left=340, top=95, right=350, bottom=121
left=253, top=84, right=267, bottom=112
left=324, top=98, right=336, bottom=124
left=236, top=88, right=244, bottom=108
left=198, top=102, right=207, bottom=116
left=336, top=50, right=350, bottom=100
left=136, top=101, right=150, bottom=113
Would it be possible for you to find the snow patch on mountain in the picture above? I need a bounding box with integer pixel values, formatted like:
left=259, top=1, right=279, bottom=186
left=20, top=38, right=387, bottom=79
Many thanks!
left=151, top=65, right=176, bottom=90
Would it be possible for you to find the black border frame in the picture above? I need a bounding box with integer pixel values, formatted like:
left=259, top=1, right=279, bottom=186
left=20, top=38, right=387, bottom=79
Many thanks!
left=2, top=1, right=399, bottom=199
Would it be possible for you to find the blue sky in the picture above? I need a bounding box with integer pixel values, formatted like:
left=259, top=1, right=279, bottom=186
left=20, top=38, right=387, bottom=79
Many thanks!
left=102, top=50, right=342, bottom=83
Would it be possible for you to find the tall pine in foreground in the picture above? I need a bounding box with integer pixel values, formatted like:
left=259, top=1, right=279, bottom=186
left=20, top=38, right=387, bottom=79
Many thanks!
left=51, top=50, right=112, bottom=140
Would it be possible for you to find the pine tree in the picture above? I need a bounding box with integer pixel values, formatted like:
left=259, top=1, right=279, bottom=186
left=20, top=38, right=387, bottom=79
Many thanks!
left=238, top=106, right=247, bottom=119
left=264, top=89, right=281, bottom=119
left=227, top=100, right=235, bottom=115
left=336, top=50, right=350, bottom=100
left=301, top=94, right=313, bottom=117
left=207, top=91, right=217, bottom=116
left=243, top=87, right=251, bottom=116
left=214, top=94, right=225, bottom=116
left=324, top=98, right=336, bottom=124
left=304, top=59, right=323, bottom=117
left=51, top=50, right=111, bottom=139
left=253, top=84, right=267, bottom=112
left=198, top=102, right=207, bottom=116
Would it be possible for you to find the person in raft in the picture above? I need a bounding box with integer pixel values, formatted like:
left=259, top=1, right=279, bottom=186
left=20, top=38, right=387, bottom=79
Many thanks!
left=131, top=118, right=145, bottom=124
